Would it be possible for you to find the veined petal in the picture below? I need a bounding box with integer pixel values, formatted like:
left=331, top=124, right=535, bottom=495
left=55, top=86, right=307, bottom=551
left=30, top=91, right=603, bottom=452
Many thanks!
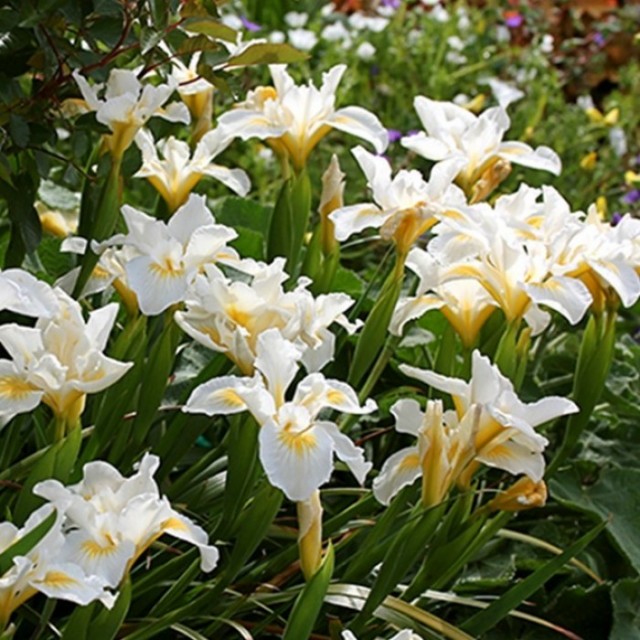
left=372, top=446, right=421, bottom=506
left=520, top=395, right=579, bottom=428
left=254, top=329, right=302, bottom=407
left=0, top=361, right=43, bottom=423
left=70, top=352, right=132, bottom=394
left=390, top=295, right=444, bottom=335
left=162, top=512, right=219, bottom=572
left=32, top=560, right=116, bottom=607
left=0, top=325, right=42, bottom=367
left=183, top=375, right=259, bottom=416
left=399, top=364, right=469, bottom=404
left=589, top=258, right=640, bottom=308
left=167, top=194, right=216, bottom=244
left=391, top=398, right=424, bottom=436
left=524, top=276, right=592, bottom=324
left=125, top=255, right=187, bottom=315
left=320, top=421, right=372, bottom=484
left=0, top=269, right=59, bottom=317
left=201, top=165, right=251, bottom=196
left=328, top=106, right=388, bottom=154
left=86, top=303, right=119, bottom=351
left=477, top=439, right=546, bottom=482
left=259, top=416, right=334, bottom=502
left=329, top=203, right=386, bottom=241
left=62, top=530, right=135, bottom=589
left=498, top=141, right=562, bottom=175
left=400, top=133, right=454, bottom=162
left=159, top=101, right=191, bottom=124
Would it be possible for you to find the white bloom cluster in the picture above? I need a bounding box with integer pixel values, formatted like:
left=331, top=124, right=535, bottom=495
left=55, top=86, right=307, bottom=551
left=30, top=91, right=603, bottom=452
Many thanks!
left=184, top=329, right=375, bottom=501
left=0, top=287, right=131, bottom=425
left=0, top=455, right=217, bottom=626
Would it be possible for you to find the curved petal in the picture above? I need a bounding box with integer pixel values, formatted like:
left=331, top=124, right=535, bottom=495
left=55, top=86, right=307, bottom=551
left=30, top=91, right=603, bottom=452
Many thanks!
left=328, top=106, right=388, bottom=154
left=390, top=398, right=424, bottom=436
left=498, top=141, right=562, bottom=175
left=372, top=446, right=421, bottom=506
left=259, top=417, right=334, bottom=501
left=125, top=255, right=187, bottom=315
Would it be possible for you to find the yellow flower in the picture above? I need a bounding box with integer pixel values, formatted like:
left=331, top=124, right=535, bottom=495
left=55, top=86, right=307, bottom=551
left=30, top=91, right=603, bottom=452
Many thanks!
left=580, top=151, right=597, bottom=171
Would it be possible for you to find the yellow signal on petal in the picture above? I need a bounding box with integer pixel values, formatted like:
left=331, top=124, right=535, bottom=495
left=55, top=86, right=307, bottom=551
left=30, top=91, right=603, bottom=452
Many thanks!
left=279, top=428, right=317, bottom=455
left=81, top=536, right=118, bottom=558
left=0, top=377, right=36, bottom=399
left=40, top=571, right=79, bottom=588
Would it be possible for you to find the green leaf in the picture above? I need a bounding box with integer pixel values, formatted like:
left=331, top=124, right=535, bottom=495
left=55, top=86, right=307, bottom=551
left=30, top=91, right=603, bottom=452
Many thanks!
left=0, top=172, right=42, bottom=266
left=177, top=34, right=222, bottom=55
left=140, top=26, right=165, bottom=55
left=222, top=482, right=283, bottom=585
left=0, top=508, right=56, bottom=575
left=92, top=577, right=132, bottom=640
left=181, top=16, right=237, bottom=42
left=461, top=519, right=606, bottom=636
left=611, top=578, right=640, bottom=640
left=149, top=0, right=169, bottom=29
left=225, top=42, right=309, bottom=67
left=231, top=226, right=264, bottom=260
left=14, top=425, right=82, bottom=523
left=217, top=416, right=261, bottom=536
left=283, top=544, right=335, bottom=640
left=551, top=468, right=640, bottom=573
left=213, top=196, right=271, bottom=235
left=8, top=113, right=29, bottom=148
left=332, top=266, right=364, bottom=301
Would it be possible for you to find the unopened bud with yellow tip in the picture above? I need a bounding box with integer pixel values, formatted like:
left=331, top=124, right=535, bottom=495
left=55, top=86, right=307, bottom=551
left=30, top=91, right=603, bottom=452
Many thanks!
left=319, top=155, right=345, bottom=255
left=297, top=490, right=323, bottom=580
left=487, top=476, right=548, bottom=512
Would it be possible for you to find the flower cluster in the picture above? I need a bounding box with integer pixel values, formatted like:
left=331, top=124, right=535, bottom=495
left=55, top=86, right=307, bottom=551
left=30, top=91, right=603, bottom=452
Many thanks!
left=0, top=454, right=216, bottom=626
left=373, top=352, right=577, bottom=506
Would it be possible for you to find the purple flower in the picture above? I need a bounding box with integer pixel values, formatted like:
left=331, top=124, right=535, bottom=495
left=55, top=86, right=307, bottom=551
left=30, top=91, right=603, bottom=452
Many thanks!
left=240, top=16, right=261, bottom=32
left=405, top=129, right=421, bottom=138
left=622, top=189, right=640, bottom=205
left=382, top=0, right=401, bottom=7
left=504, top=12, right=524, bottom=28
left=592, top=32, right=606, bottom=47
left=387, top=129, right=402, bottom=143
left=611, top=212, right=623, bottom=226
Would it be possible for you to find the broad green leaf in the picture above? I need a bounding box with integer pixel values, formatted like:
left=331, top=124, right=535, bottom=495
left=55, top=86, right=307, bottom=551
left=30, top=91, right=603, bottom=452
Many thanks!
left=551, top=468, right=640, bottom=573
left=0, top=508, right=56, bottom=575
left=14, top=425, right=82, bottom=523
left=611, top=578, right=640, bottom=640
left=177, top=34, right=222, bottom=55
left=461, top=519, right=606, bottom=636
left=181, top=16, right=237, bottom=42
left=213, top=196, right=271, bottom=235
left=91, top=577, right=131, bottom=640
left=226, top=42, right=308, bottom=67
left=283, top=544, right=335, bottom=640
left=8, top=113, right=29, bottom=147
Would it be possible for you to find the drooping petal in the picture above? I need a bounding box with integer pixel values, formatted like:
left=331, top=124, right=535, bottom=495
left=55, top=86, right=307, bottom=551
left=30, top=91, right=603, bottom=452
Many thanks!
left=320, top=421, right=372, bottom=485
left=125, top=255, right=187, bottom=315
left=328, top=106, right=388, bottom=154
left=372, top=446, right=421, bottom=506
left=524, top=276, right=592, bottom=324
left=259, top=413, right=334, bottom=502
left=391, top=398, right=425, bottom=436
